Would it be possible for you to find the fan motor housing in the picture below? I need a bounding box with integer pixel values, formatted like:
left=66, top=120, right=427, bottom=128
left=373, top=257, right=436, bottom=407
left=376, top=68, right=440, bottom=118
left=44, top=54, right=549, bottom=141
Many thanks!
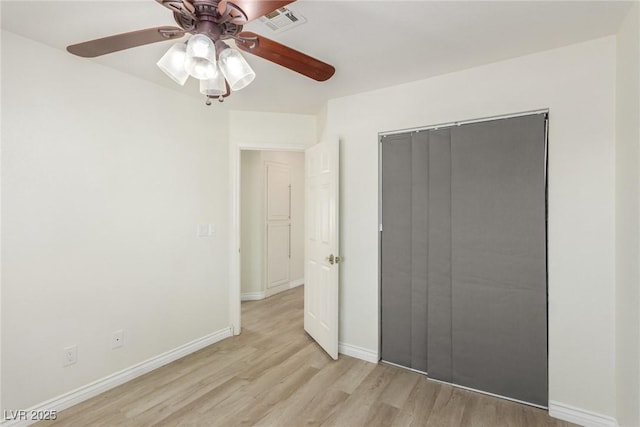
left=172, top=0, right=245, bottom=39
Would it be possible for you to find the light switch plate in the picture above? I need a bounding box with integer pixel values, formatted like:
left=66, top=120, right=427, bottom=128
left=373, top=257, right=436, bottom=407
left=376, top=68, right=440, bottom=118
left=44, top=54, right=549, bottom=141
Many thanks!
left=197, top=224, right=209, bottom=237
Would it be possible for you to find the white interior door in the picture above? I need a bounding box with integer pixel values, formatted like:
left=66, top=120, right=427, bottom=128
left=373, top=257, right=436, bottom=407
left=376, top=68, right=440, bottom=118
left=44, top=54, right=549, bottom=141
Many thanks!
left=265, top=162, right=291, bottom=296
left=304, top=138, right=340, bottom=359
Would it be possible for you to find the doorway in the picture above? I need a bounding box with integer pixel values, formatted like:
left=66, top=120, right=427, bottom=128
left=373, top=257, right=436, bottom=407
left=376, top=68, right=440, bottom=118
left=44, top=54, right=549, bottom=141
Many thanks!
left=230, top=138, right=341, bottom=360
left=230, top=143, right=308, bottom=335
left=239, top=150, right=305, bottom=302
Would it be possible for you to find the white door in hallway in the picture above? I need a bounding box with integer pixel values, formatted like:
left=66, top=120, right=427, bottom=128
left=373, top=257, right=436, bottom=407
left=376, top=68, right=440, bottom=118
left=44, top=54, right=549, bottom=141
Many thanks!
left=304, top=138, right=340, bottom=359
left=265, top=161, right=291, bottom=296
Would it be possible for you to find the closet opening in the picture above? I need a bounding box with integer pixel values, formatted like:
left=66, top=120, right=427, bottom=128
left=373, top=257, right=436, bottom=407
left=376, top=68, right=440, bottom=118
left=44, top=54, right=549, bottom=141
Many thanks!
left=378, top=110, right=549, bottom=408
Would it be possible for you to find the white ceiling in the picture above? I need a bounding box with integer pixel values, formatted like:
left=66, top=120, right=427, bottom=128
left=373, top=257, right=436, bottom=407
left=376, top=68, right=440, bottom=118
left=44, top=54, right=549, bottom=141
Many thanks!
left=1, top=0, right=633, bottom=114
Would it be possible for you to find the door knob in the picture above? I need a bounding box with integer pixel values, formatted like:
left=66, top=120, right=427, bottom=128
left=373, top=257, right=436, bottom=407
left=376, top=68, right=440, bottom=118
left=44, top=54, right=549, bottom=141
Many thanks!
left=325, top=254, right=343, bottom=265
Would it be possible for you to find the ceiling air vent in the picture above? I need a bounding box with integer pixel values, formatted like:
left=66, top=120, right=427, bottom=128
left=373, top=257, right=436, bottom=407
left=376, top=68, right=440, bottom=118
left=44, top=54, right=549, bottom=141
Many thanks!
left=259, top=7, right=306, bottom=34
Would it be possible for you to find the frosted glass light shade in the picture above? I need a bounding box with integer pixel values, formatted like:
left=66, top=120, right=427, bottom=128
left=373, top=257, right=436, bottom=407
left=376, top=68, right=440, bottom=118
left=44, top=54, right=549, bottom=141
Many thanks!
left=218, top=48, right=255, bottom=91
left=199, top=69, right=227, bottom=96
left=185, top=34, right=217, bottom=80
left=156, top=43, right=189, bottom=85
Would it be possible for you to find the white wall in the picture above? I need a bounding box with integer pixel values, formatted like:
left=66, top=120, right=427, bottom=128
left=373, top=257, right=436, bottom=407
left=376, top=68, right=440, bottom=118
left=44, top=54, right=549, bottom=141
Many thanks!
left=230, top=112, right=317, bottom=147
left=1, top=31, right=231, bottom=411
left=240, top=150, right=305, bottom=296
left=240, top=150, right=263, bottom=295
left=321, top=37, right=617, bottom=418
left=316, top=103, right=328, bottom=142
left=615, top=3, right=640, bottom=427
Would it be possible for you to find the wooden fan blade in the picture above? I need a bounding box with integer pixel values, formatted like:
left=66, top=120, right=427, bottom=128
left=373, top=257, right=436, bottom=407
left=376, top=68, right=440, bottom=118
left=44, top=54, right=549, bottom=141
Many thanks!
left=236, top=32, right=335, bottom=82
left=67, top=27, right=185, bottom=58
left=155, top=0, right=195, bottom=18
left=229, top=0, right=295, bottom=23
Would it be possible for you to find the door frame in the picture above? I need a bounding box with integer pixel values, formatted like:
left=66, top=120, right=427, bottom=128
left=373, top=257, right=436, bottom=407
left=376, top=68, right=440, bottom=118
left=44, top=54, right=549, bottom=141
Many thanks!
left=230, top=143, right=307, bottom=335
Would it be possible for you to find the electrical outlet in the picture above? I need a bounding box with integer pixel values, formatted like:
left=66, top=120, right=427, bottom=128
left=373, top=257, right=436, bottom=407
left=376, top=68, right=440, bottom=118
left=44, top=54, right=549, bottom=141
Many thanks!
left=63, top=345, right=77, bottom=366
left=112, top=330, right=124, bottom=349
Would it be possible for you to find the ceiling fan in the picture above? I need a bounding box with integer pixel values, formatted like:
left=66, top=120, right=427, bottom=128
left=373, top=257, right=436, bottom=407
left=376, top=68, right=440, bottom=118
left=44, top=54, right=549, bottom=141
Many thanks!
left=67, top=0, right=335, bottom=104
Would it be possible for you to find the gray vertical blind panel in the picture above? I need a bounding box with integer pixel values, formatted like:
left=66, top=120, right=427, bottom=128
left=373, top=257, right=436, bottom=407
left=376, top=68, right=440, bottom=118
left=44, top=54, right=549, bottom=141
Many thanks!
left=426, top=129, right=453, bottom=382
left=381, top=133, right=414, bottom=367
left=450, top=114, right=548, bottom=406
left=410, top=132, right=429, bottom=372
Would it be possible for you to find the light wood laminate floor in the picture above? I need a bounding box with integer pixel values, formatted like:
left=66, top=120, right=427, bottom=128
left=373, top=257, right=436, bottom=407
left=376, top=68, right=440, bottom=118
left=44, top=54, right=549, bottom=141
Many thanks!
left=40, top=286, right=573, bottom=426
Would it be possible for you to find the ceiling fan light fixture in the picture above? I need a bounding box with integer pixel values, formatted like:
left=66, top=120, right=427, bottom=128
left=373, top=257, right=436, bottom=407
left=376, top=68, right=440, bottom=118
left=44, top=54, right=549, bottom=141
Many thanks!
left=156, top=43, right=189, bottom=85
left=218, top=46, right=256, bottom=91
left=66, top=1, right=336, bottom=104
left=199, top=69, right=227, bottom=96
left=185, top=34, right=217, bottom=80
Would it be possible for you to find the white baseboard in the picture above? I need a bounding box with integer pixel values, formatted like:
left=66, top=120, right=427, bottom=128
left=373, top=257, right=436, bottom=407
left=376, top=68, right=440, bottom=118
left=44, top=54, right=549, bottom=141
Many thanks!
left=338, top=342, right=379, bottom=364
left=289, top=278, right=304, bottom=289
left=549, top=401, right=618, bottom=427
left=241, top=291, right=266, bottom=301
left=243, top=279, right=302, bottom=301
left=1, top=327, right=233, bottom=427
